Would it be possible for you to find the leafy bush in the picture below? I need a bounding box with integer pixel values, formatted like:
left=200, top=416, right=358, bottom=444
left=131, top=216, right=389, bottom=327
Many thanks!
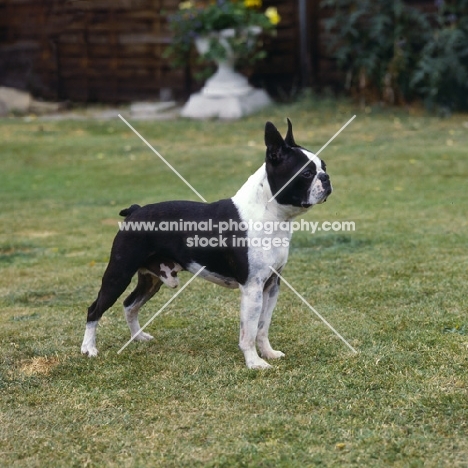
left=411, top=0, right=468, bottom=110
left=322, top=0, right=468, bottom=110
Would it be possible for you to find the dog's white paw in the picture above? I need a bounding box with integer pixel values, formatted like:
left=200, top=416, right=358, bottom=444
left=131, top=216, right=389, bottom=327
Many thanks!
left=133, top=331, right=154, bottom=341
left=261, top=349, right=285, bottom=360
left=247, top=358, right=272, bottom=370
left=81, top=344, right=98, bottom=357
left=82, top=321, right=98, bottom=357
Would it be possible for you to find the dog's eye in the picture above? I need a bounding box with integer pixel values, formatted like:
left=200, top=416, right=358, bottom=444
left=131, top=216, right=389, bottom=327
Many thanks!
left=302, top=169, right=313, bottom=178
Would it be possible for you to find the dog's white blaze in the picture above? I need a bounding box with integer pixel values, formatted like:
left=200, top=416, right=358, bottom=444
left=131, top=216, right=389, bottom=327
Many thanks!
left=300, top=148, right=325, bottom=173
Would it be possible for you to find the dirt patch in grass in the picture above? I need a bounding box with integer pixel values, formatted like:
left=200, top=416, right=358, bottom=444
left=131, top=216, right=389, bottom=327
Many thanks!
left=19, top=356, right=60, bottom=376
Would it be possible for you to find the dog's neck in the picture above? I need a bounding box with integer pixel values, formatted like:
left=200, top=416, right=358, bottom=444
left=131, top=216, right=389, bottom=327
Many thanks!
left=232, top=164, right=306, bottom=222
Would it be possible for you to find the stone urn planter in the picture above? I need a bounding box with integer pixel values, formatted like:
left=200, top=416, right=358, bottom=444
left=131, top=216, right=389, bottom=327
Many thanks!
left=181, top=27, right=272, bottom=120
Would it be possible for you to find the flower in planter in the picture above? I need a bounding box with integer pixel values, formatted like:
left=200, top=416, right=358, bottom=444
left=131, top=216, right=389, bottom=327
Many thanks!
left=265, top=6, right=281, bottom=25
left=165, top=0, right=281, bottom=69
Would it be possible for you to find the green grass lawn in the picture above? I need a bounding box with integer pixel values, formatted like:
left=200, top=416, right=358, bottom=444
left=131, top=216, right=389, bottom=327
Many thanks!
left=1, top=99, right=467, bottom=467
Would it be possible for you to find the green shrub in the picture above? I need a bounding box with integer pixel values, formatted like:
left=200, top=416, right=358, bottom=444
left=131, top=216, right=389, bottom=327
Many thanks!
left=411, top=0, right=468, bottom=111
left=322, top=0, right=468, bottom=110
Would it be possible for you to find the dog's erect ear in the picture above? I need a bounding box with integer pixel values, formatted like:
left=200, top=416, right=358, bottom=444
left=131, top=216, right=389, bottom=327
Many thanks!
left=284, top=118, right=297, bottom=147
left=265, top=121, right=284, bottom=148
left=265, top=121, right=286, bottom=164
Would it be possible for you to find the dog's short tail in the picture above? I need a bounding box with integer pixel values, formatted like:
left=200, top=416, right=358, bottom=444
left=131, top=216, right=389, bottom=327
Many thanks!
left=119, top=204, right=141, bottom=217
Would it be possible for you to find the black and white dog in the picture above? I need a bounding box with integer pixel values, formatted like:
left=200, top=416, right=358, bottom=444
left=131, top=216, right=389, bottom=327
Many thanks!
left=81, top=119, right=332, bottom=369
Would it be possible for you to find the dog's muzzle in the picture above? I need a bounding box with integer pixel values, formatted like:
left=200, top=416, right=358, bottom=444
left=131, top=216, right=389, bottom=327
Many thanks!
left=318, top=172, right=331, bottom=187
left=319, top=172, right=332, bottom=202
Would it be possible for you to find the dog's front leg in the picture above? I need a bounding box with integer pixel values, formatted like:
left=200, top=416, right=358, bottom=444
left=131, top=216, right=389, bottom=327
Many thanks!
left=257, top=273, right=285, bottom=360
left=239, top=282, right=272, bottom=369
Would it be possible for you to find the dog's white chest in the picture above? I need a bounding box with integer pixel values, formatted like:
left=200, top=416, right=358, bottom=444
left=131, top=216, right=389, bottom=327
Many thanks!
left=247, top=229, right=291, bottom=273
left=231, top=165, right=299, bottom=274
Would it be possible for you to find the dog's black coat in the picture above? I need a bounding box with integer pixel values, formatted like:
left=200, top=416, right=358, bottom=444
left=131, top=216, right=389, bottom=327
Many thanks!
left=86, top=199, right=248, bottom=323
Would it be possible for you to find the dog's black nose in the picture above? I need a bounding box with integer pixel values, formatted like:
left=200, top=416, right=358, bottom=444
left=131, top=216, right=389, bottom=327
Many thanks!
left=318, top=172, right=330, bottom=182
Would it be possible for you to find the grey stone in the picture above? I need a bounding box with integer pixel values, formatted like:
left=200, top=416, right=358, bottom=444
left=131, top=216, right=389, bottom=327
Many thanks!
left=0, top=86, right=31, bottom=113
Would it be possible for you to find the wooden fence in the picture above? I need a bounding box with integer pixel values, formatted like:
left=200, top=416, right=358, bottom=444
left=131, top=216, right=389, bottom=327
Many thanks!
left=0, top=0, right=311, bottom=102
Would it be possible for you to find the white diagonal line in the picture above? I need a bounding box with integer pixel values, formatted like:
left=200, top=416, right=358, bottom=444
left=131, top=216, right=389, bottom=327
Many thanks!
left=118, top=114, right=207, bottom=203
left=269, top=266, right=358, bottom=354
left=268, top=115, right=356, bottom=203
left=117, top=266, right=206, bottom=354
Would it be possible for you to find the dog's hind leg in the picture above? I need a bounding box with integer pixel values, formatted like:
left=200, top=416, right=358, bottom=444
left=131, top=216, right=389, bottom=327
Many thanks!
left=257, top=271, right=285, bottom=360
left=81, top=241, right=145, bottom=357
left=81, top=269, right=135, bottom=356
left=123, top=271, right=163, bottom=341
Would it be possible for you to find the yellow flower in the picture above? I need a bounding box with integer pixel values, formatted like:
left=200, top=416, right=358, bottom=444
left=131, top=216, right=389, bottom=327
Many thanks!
left=179, top=1, right=194, bottom=10
left=265, top=6, right=281, bottom=25
left=244, top=0, right=262, bottom=8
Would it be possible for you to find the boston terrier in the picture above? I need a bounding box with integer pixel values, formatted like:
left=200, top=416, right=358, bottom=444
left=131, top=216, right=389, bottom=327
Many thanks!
left=81, top=119, right=332, bottom=369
